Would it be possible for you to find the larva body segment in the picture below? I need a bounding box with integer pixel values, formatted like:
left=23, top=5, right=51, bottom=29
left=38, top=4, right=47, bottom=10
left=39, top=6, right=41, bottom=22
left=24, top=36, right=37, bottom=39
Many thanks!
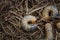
left=56, top=22, right=60, bottom=29
left=45, top=23, right=53, bottom=40
left=22, top=15, right=37, bottom=31
left=42, top=6, right=58, bottom=20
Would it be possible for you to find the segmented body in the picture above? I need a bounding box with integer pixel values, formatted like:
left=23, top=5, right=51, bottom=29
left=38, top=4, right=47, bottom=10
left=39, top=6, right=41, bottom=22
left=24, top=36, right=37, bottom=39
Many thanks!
left=45, top=23, right=53, bottom=40
left=42, top=6, right=58, bottom=20
left=56, top=22, right=60, bottom=29
left=22, top=15, right=37, bottom=31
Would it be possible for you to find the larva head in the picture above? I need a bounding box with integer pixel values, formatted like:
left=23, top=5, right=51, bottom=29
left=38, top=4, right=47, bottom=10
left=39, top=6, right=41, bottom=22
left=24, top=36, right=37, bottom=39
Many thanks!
left=22, top=15, right=37, bottom=31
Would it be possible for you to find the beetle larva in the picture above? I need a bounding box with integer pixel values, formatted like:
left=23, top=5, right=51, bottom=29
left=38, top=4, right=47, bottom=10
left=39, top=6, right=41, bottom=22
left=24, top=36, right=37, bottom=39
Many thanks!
left=45, top=23, right=53, bottom=40
left=42, top=5, right=58, bottom=20
left=22, top=15, right=37, bottom=31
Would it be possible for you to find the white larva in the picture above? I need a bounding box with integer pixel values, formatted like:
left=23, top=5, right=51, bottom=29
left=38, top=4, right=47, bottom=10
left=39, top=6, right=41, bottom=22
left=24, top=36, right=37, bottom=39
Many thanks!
left=42, top=5, right=58, bottom=20
left=22, top=15, right=37, bottom=31
left=45, top=23, right=53, bottom=40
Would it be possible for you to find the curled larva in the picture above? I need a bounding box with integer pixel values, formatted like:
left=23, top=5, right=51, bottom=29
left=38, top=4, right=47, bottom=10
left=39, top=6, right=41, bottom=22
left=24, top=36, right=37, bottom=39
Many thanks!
left=42, top=5, right=58, bottom=20
left=22, top=15, right=37, bottom=31
left=56, top=22, right=60, bottom=29
left=45, top=23, right=53, bottom=40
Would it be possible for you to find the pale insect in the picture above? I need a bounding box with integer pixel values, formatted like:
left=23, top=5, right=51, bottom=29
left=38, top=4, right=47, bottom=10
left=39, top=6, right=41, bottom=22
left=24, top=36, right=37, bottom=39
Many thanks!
left=42, top=5, right=58, bottom=20
left=45, top=23, right=53, bottom=40
left=22, top=15, right=37, bottom=31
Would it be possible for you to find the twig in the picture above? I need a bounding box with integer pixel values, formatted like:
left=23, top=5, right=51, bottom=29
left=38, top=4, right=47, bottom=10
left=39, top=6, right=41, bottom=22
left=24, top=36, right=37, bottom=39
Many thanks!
left=0, top=1, right=8, bottom=12
left=18, top=0, right=24, bottom=6
left=28, top=3, right=48, bottom=14
left=0, top=22, right=21, bottom=38
left=28, top=0, right=45, bottom=12
left=8, top=20, right=21, bottom=32
left=25, top=0, right=29, bottom=14
left=9, top=10, right=23, bottom=19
